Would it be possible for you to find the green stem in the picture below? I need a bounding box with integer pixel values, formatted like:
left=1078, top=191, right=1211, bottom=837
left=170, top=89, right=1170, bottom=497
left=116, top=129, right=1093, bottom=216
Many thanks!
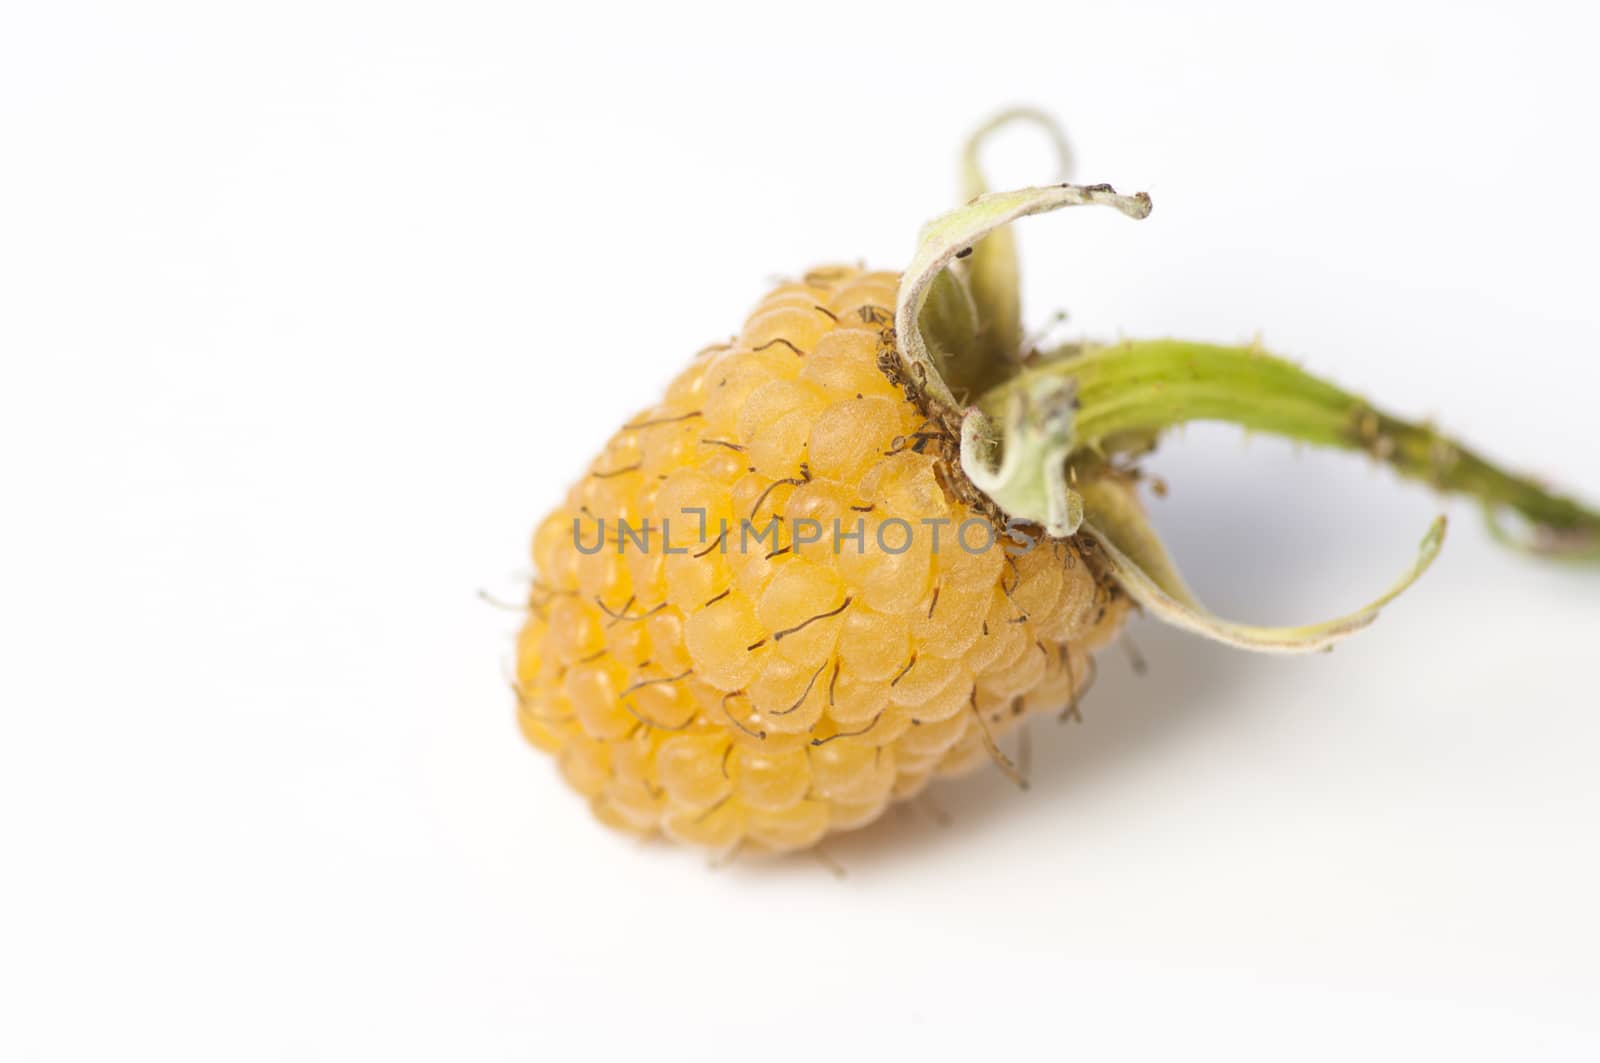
left=984, top=339, right=1600, bottom=556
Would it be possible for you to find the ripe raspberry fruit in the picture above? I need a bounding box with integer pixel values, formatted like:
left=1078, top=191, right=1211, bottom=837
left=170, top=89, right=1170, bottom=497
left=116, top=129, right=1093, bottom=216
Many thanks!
left=510, top=109, right=1600, bottom=854
left=517, top=266, right=1127, bottom=851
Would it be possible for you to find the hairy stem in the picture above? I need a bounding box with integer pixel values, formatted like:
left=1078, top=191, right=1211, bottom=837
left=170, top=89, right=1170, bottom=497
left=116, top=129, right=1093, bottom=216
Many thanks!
left=985, top=339, right=1600, bottom=555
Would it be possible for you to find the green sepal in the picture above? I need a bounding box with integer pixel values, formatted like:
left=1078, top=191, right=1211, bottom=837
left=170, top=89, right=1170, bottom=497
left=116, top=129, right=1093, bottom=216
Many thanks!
left=1079, top=478, right=1447, bottom=654
left=957, top=107, right=1075, bottom=371
left=895, top=182, right=1151, bottom=418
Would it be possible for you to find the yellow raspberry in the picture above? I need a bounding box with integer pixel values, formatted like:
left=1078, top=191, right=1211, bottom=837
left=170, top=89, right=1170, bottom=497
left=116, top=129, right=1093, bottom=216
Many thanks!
left=515, top=266, right=1128, bottom=853
left=508, top=109, right=1600, bottom=855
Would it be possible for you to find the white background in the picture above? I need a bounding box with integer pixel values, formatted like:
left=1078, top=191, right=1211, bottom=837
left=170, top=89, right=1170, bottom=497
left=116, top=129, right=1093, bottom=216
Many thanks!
left=4, top=2, right=1599, bottom=1059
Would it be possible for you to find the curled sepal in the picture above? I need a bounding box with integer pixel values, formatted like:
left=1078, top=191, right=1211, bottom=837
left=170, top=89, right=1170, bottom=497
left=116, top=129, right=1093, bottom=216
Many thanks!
left=918, top=266, right=979, bottom=367
left=960, top=375, right=1084, bottom=537
left=895, top=182, right=1152, bottom=413
left=1078, top=478, right=1448, bottom=655
left=958, top=108, right=1074, bottom=368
